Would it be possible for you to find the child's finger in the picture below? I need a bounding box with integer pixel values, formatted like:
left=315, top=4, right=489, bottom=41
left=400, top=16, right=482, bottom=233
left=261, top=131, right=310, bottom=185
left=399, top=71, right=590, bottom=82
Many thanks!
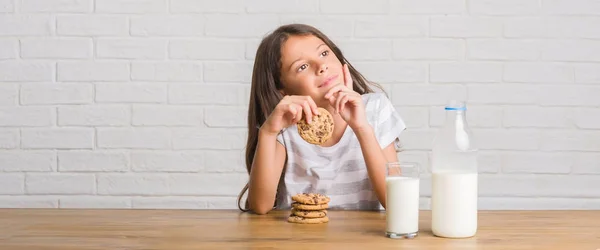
left=340, top=95, right=350, bottom=113
left=306, top=96, right=319, bottom=115
left=327, top=95, right=337, bottom=113
left=300, top=101, right=313, bottom=124
left=293, top=104, right=303, bottom=123
left=343, top=64, right=353, bottom=89
left=324, top=84, right=344, bottom=99
left=287, top=103, right=298, bottom=119
left=335, top=92, right=347, bottom=114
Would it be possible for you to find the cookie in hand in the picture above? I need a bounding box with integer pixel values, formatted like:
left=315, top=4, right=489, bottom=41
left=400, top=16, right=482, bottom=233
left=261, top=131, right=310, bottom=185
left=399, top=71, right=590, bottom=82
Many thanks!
left=296, top=107, right=334, bottom=145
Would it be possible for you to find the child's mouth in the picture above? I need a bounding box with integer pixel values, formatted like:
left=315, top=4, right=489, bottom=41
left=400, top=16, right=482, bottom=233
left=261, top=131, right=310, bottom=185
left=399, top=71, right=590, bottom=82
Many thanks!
left=319, top=74, right=338, bottom=88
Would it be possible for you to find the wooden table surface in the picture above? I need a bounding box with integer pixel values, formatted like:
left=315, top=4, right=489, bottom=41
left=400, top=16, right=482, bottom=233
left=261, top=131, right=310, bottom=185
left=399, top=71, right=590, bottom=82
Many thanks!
left=0, top=209, right=599, bottom=250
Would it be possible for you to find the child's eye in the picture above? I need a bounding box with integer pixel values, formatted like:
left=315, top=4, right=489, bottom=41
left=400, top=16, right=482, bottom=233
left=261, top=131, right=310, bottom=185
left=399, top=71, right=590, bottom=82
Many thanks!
left=297, top=64, right=308, bottom=72
left=321, top=50, right=329, bottom=57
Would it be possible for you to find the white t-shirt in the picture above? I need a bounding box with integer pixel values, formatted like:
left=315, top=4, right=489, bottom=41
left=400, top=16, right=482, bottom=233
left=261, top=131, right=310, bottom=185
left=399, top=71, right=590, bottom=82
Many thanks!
left=275, top=92, right=406, bottom=210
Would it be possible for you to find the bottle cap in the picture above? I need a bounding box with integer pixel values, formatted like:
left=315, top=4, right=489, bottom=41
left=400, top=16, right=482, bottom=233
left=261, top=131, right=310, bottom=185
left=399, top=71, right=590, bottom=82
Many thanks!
left=445, top=100, right=466, bottom=111
left=445, top=106, right=466, bottom=111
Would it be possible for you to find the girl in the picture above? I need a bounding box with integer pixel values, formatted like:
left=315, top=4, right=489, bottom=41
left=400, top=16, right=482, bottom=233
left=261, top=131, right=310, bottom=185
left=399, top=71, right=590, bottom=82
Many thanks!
left=237, top=24, right=406, bottom=214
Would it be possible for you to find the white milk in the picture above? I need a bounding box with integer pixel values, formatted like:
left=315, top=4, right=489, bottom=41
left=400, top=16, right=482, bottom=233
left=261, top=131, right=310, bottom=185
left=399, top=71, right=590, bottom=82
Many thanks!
left=431, top=172, right=478, bottom=238
left=386, top=176, right=420, bottom=236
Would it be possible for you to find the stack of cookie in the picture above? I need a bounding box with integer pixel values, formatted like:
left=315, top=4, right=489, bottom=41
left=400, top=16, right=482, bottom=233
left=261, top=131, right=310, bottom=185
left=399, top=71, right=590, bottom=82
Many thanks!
left=287, top=193, right=330, bottom=224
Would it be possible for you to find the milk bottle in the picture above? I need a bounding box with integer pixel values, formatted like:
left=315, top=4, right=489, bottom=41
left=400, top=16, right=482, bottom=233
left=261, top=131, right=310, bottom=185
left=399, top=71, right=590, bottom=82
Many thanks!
left=431, top=101, right=478, bottom=238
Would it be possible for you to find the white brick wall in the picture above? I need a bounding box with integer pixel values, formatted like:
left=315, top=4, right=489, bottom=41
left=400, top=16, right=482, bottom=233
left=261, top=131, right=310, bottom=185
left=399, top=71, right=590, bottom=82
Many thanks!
left=431, top=17, right=503, bottom=38
left=95, top=0, right=166, bottom=14
left=132, top=105, right=204, bottom=126
left=390, top=0, right=465, bottom=14
left=131, top=62, right=202, bottom=81
left=58, top=61, right=129, bottom=82
left=21, top=38, right=93, bottom=59
left=0, top=0, right=599, bottom=210
left=170, top=0, right=244, bottom=14
left=469, top=0, right=538, bottom=15
left=169, top=39, right=245, bottom=60
left=0, top=0, right=14, bottom=13
left=0, top=128, right=19, bottom=149
left=131, top=150, right=203, bottom=172
left=22, top=128, right=94, bottom=149
left=130, top=15, right=204, bottom=36
left=0, top=62, right=54, bottom=81
left=431, top=62, right=502, bottom=83
left=58, top=105, right=130, bottom=126
left=96, top=38, right=166, bottom=59
left=97, top=128, right=171, bottom=149
left=21, top=0, right=92, bottom=13
left=0, top=38, right=18, bottom=59
left=21, top=83, right=93, bottom=105
left=0, top=151, right=56, bottom=172
left=59, top=150, right=129, bottom=172
left=57, top=15, right=128, bottom=36
left=26, top=173, right=96, bottom=194
left=0, top=15, right=53, bottom=35
left=96, top=82, right=167, bottom=103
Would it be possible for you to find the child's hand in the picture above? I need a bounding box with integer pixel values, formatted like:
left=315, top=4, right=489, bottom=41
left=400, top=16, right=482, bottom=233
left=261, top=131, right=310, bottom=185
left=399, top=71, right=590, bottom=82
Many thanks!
left=324, top=64, right=368, bottom=130
left=261, top=95, right=320, bottom=136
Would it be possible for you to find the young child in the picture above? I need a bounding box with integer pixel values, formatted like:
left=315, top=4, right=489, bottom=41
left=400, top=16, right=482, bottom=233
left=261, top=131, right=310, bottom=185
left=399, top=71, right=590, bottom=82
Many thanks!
left=237, top=24, right=406, bottom=214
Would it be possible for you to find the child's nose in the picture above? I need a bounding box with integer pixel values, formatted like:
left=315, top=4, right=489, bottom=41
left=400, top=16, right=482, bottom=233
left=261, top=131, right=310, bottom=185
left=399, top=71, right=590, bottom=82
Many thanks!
left=317, top=63, right=328, bottom=74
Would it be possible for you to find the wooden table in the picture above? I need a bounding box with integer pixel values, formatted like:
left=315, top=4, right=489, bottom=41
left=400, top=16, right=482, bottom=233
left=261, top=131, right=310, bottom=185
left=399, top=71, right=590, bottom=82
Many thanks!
left=1, top=209, right=598, bottom=249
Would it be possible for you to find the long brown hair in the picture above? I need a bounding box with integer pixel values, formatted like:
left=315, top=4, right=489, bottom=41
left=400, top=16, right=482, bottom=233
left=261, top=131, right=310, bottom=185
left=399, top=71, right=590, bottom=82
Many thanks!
left=237, top=23, right=383, bottom=212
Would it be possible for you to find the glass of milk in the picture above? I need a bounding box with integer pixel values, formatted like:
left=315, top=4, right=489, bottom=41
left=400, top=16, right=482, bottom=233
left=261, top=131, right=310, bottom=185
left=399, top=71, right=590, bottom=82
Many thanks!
left=385, top=162, right=420, bottom=239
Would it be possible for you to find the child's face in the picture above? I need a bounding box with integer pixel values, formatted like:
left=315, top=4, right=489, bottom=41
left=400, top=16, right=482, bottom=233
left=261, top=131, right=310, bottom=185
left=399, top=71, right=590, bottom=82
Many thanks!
left=279, top=35, right=344, bottom=105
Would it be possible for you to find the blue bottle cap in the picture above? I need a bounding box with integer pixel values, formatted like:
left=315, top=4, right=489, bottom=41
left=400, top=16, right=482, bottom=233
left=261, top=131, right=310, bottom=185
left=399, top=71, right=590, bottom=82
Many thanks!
left=445, top=100, right=467, bottom=111
left=445, top=106, right=467, bottom=111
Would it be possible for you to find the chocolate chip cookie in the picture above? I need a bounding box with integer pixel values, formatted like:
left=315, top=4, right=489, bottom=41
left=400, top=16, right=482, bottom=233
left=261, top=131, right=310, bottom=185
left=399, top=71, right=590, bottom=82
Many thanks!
left=291, top=202, right=329, bottom=211
left=291, top=208, right=327, bottom=218
left=297, top=107, right=334, bottom=145
left=292, top=193, right=331, bottom=205
left=287, top=215, right=329, bottom=224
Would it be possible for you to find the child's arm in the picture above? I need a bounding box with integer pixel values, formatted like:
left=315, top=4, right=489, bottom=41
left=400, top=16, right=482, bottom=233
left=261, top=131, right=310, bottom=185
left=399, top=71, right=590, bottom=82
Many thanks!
left=247, top=128, right=286, bottom=215
left=325, top=64, right=401, bottom=208
left=354, top=126, right=398, bottom=209
left=248, top=95, right=320, bottom=214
